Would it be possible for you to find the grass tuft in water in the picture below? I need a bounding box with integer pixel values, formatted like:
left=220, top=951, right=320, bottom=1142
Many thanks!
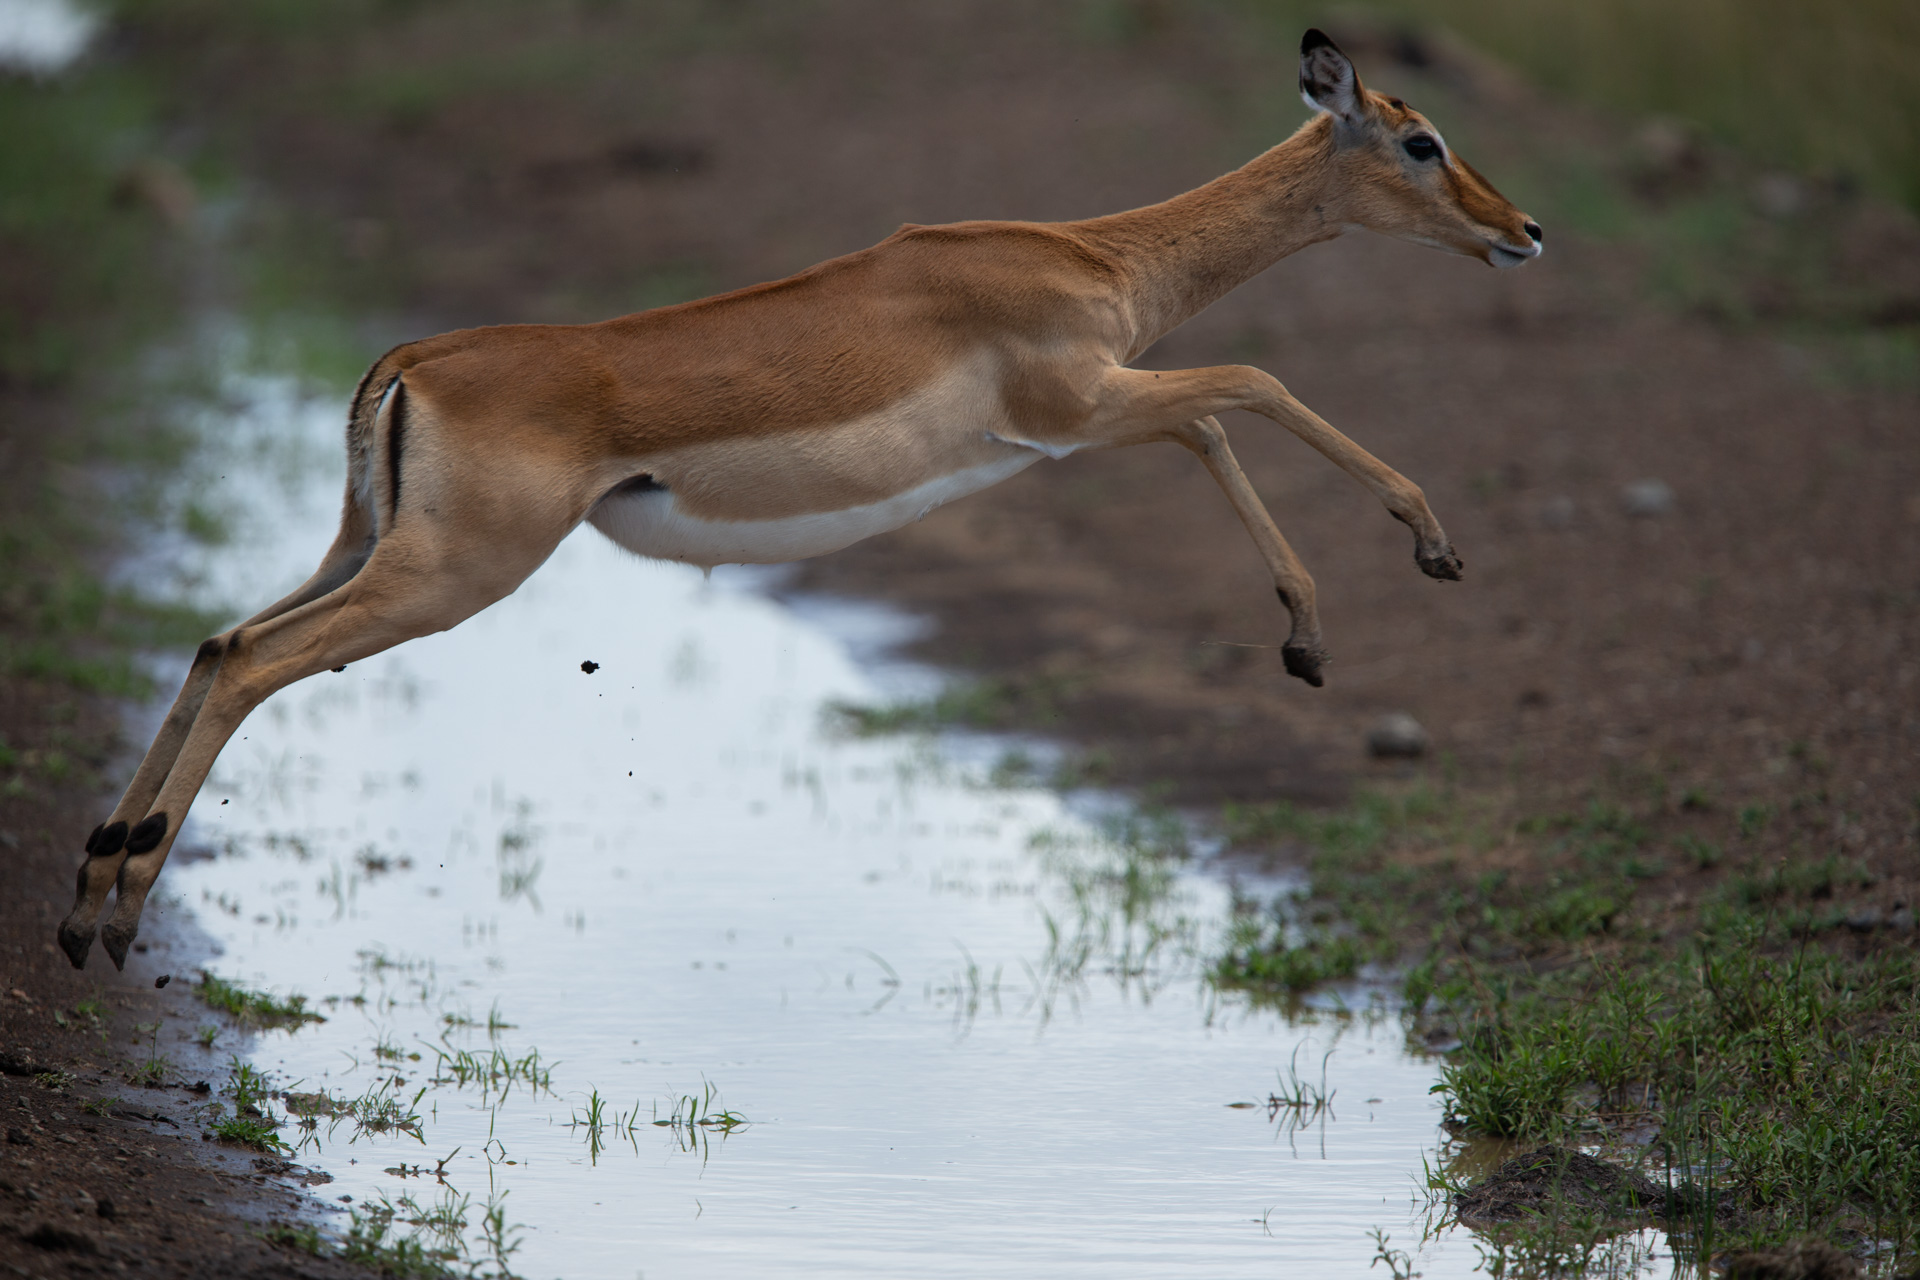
left=211, top=1113, right=289, bottom=1153
left=429, top=1044, right=552, bottom=1098
left=196, top=972, right=325, bottom=1028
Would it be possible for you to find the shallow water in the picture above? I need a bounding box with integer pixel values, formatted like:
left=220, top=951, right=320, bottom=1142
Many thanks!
left=0, top=0, right=97, bottom=73
left=144, top=371, right=1651, bottom=1278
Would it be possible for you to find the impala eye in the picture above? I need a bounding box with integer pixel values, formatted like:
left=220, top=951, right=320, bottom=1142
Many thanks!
left=1403, top=135, right=1440, bottom=162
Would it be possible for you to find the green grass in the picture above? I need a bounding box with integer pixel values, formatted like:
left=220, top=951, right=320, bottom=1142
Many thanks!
left=226, top=1056, right=271, bottom=1111
left=429, top=1043, right=552, bottom=1098
left=824, top=674, right=1079, bottom=737
left=211, top=1112, right=289, bottom=1152
left=1214, top=776, right=1920, bottom=1268
left=266, top=1184, right=524, bottom=1278
left=195, top=972, right=325, bottom=1028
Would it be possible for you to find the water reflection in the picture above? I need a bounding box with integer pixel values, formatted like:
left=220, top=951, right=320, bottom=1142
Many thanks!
left=0, top=0, right=97, bottom=74
left=143, top=368, right=1626, bottom=1277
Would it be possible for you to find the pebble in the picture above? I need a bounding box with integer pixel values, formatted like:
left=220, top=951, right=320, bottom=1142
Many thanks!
left=1844, top=907, right=1883, bottom=932
left=1621, top=478, right=1676, bottom=517
left=1890, top=906, right=1915, bottom=934
left=1367, top=712, right=1430, bottom=759
left=1539, top=495, right=1575, bottom=529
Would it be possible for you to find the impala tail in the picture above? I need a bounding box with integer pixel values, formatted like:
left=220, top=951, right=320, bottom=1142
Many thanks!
left=345, top=344, right=421, bottom=538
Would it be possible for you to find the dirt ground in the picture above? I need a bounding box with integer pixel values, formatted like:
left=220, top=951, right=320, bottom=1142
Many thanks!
left=4, top=1, right=1918, bottom=1273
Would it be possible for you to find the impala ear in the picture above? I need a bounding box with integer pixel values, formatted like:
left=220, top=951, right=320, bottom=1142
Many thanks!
left=1299, top=28, right=1366, bottom=123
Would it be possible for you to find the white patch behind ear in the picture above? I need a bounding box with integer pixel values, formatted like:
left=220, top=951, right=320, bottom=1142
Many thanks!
left=1300, top=43, right=1363, bottom=122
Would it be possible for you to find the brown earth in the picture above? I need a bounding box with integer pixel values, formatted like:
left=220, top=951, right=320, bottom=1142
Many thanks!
left=4, top=1, right=1920, bottom=1273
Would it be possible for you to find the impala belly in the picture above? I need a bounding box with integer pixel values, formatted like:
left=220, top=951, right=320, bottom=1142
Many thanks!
left=587, top=449, right=1037, bottom=567
left=586, top=356, right=1046, bottom=568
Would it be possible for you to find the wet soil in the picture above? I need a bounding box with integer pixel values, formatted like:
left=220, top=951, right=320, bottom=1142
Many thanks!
left=1451, top=1146, right=1671, bottom=1230
left=4, top=0, right=1919, bottom=1271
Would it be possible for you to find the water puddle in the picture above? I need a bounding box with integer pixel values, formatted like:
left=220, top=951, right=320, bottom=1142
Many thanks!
left=139, top=365, right=1655, bottom=1277
left=0, top=0, right=97, bottom=74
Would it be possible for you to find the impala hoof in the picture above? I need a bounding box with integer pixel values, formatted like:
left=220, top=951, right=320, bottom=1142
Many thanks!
left=1417, top=546, right=1464, bottom=581
left=1282, top=642, right=1328, bottom=688
left=101, top=920, right=136, bottom=972
left=57, top=920, right=96, bottom=970
left=125, top=812, right=169, bottom=855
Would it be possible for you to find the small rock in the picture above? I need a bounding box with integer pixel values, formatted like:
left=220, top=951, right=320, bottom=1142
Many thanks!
left=1889, top=906, right=1915, bottom=934
left=1843, top=907, right=1883, bottom=933
left=1367, top=712, right=1429, bottom=759
left=154, top=975, right=170, bottom=989
left=580, top=660, right=600, bottom=674
left=1621, top=478, right=1676, bottom=517
left=95, top=1197, right=116, bottom=1220
left=5, top=1128, right=32, bottom=1146
left=1752, top=173, right=1807, bottom=220
left=1539, top=495, right=1575, bottom=529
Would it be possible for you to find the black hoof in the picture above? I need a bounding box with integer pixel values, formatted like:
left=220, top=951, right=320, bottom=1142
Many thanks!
left=125, top=813, right=169, bottom=856
left=56, top=921, right=95, bottom=970
left=87, top=820, right=127, bottom=858
left=1417, top=546, right=1465, bottom=581
left=101, top=922, right=135, bottom=972
left=1282, top=642, right=1328, bottom=688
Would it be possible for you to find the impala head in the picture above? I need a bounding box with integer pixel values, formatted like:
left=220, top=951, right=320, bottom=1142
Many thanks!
left=1298, top=29, right=1542, bottom=269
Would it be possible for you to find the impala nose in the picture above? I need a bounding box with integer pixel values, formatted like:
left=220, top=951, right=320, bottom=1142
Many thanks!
left=1523, top=219, right=1543, bottom=243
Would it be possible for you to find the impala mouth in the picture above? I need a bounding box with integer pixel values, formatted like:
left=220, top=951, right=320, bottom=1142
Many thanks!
left=1488, top=240, right=1542, bottom=269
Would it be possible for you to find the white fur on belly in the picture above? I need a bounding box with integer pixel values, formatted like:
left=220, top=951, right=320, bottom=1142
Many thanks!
left=587, top=450, right=1041, bottom=568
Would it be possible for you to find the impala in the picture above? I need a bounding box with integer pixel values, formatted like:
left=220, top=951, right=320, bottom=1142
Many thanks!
left=60, top=31, right=1540, bottom=970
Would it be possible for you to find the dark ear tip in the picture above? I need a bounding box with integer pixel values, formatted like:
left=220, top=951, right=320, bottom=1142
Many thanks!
left=1301, top=28, right=1338, bottom=55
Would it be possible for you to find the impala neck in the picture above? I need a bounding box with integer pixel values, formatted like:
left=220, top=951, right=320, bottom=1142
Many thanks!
left=1075, top=116, right=1345, bottom=353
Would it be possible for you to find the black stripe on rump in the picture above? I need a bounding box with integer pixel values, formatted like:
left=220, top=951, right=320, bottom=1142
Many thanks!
left=386, top=380, right=408, bottom=524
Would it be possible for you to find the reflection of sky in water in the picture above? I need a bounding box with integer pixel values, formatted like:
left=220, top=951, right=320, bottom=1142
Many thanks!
left=0, top=0, right=97, bottom=73
left=148, top=373, right=1637, bottom=1278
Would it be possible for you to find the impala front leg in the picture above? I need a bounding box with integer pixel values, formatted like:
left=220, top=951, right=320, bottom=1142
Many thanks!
left=1170, top=417, right=1329, bottom=685
left=1098, top=365, right=1464, bottom=581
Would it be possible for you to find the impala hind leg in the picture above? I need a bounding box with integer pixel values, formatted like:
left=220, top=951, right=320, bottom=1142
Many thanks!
left=92, top=518, right=560, bottom=969
left=59, top=513, right=375, bottom=969
left=1172, top=417, right=1330, bottom=686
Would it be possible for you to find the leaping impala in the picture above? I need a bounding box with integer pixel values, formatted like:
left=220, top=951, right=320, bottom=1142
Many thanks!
left=61, top=31, right=1539, bottom=970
